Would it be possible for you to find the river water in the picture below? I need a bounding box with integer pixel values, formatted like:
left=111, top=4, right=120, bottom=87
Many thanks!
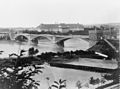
left=0, top=38, right=89, bottom=58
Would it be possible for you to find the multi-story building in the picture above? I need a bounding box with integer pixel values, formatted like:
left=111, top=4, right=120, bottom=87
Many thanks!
left=67, top=23, right=84, bottom=32
left=36, top=23, right=84, bottom=33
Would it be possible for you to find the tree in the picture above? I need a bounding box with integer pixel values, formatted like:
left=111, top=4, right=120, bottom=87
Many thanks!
left=28, top=47, right=39, bottom=56
left=51, top=79, right=66, bottom=89
left=0, top=51, right=4, bottom=55
left=9, top=50, right=26, bottom=58
left=0, top=52, right=43, bottom=89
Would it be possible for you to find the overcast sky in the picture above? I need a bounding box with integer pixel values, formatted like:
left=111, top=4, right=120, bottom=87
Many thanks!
left=0, top=0, right=120, bottom=27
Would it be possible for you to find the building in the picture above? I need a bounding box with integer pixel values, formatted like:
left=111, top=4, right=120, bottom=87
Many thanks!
left=88, top=39, right=119, bottom=59
left=36, top=23, right=84, bottom=33
left=37, top=24, right=60, bottom=32
left=89, top=27, right=119, bottom=47
left=67, top=23, right=84, bottom=32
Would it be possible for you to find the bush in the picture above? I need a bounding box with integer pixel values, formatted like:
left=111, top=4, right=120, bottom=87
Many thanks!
left=0, top=55, right=43, bottom=89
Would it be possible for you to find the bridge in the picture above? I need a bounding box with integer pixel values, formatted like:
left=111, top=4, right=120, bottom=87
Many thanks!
left=0, top=32, right=89, bottom=47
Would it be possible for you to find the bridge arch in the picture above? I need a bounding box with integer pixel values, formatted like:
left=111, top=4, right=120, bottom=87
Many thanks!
left=31, top=35, right=53, bottom=44
left=15, top=34, right=29, bottom=42
left=55, top=37, right=71, bottom=47
left=55, top=37, right=89, bottom=47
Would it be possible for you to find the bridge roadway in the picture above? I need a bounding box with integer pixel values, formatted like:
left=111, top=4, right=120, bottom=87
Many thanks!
left=10, top=33, right=89, bottom=47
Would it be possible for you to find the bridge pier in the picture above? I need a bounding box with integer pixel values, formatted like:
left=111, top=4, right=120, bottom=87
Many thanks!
left=27, top=39, right=31, bottom=45
left=8, top=31, right=16, bottom=40
left=31, top=38, right=38, bottom=44
left=27, top=35, right=33, bottom=45
left=50, top=36, right=56, bottom=43
left=48, top=36, right=65, bottom=47
left=56, top=41, right=64, bottom=47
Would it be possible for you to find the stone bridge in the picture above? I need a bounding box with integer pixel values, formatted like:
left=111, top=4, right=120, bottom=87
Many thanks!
left=9, top=33, right=89, bottom=47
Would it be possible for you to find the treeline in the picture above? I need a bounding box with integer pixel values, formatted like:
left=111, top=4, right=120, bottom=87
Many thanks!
left=7, top=47, right=109, bottom=63
left=36, top=49, right=107, bottom=63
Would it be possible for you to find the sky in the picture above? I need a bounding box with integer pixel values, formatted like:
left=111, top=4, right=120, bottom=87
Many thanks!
left=0, top=0, right=120, bottom=27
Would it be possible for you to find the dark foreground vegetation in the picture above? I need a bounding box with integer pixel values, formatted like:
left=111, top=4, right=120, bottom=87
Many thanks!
left=0, top=48, right=44, bottom=89
left=96, top=68, right=119, bottom=89
left=0, top=47, right=119, bottom=89
left=37, top=50, right=108, bottom=63
left=0, top=57, right=44, bottom=89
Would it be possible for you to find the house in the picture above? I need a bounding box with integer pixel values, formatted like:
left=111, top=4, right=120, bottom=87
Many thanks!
left=88, top=39, right=119, bottom=59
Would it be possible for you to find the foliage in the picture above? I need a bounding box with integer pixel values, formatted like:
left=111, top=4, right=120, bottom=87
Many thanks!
left=89, top=77, right=100, bottom=85
left=0, top=51, right=43, bottom=89
left=76, top=80, right=82, bottom=89
left=51, top=79, right=66, bottom=89
left=102, top=70, right=119, bottom=82
left=28, top=47, right=39, bottom=56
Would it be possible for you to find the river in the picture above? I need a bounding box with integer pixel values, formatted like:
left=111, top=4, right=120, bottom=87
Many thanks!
left=0, top=38, right=89, bottom=58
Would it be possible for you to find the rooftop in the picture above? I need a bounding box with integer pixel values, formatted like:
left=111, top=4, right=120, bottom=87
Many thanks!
left=88, top=39, right=119, bottom=59
left=37, top=23, right=84, bottom=29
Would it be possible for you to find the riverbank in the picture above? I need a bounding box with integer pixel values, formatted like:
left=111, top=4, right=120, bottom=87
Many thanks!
left=50, top=57, right=117, bottom=73
left=66, top=58, right=117, bottom=69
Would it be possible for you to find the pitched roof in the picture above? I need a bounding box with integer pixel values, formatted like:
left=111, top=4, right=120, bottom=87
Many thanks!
left=104, top=39, right=119, bottom=52
left=88, top=39, right=119, bottom=59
